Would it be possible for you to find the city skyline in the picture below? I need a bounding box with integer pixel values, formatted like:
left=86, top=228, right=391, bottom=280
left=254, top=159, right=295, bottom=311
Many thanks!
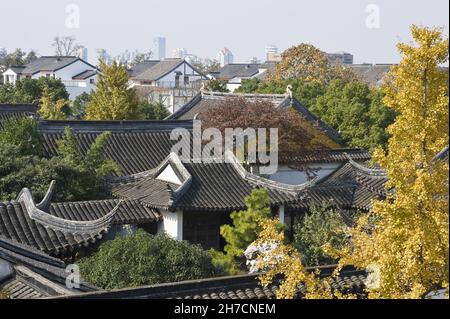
left=0, top=0, right=448, bottom=65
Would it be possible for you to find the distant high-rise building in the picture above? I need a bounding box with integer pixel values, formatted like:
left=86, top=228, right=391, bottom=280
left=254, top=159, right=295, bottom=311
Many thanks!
left=172, top=48, right=188, bottom=59
left=265, top=45, right=277, bottom=59
left=78, top=47, right=88, bottom=61
left=326, top=51, right=354, bottom=65
left=154, top=36, right=166, bottom=60
left=247, top=57, right=261, bottom=64
left=217, top=48, right=234, bottom=67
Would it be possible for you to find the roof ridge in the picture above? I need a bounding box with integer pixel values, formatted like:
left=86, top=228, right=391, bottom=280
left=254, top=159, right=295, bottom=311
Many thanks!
left=224, top=150, right=317, bottom=193
left=201, top=91, right=287, bottom=99
left=16, top=186, right=121, bottom=234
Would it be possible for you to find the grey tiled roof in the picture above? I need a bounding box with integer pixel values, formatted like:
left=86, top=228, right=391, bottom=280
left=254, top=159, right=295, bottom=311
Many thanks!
left=128, top=61, right=159, bottom=78
left=279, top=148, right=371, bottom=165
left=214, top=63, right=261, bottom=80
left=0, top=184, right=160, bottom=255
left=303, top=160, right=388, bottom=211
left=72, top=69, right=97, bottom=80
left=0, top=236, right=95, bottom=299
left=1, top=277, right=44, bottom=299
left=112, top=152, right=307, bottom=212
left=349, top=64, right=393, bottom=87
left=12, top=56, right=82, bottom=75
left=0, top=104, right=38, bottom=129
left=51, top=266, right=367, bottom=299
left=48, top=199, right=161, bottom=225
left=38, top=120, right=194, bottom=175
left=131, top=59, right=184, bottom=81
left=0, top=200, right=108, bottom=256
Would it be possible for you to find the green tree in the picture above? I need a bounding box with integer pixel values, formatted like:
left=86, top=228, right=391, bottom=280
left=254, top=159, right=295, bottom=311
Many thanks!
left=0, top=143, right=77, bottom=201
left=310, top=79, right=397, bottom=151
left=0, top=117, right=44, bottom=156
left=0, top=120, right=119, bottom=202
left=56, top=127, right=120, bottom=200
left=236, top=78, right=326, bottom=109
left=203, top=79, right=229, bottom=92
left=138, top=100, right=170, bottom=120
left=0, top=77, right=69, bottom=104
left=78, top=231, right=222, bottom=289
left=85, top=60, right=140, bottom=120
left=210, top=189, right=272, bottom=275
left=293, top=207, right=349, bottom=267
left=71, top=92, right=91, bottom=117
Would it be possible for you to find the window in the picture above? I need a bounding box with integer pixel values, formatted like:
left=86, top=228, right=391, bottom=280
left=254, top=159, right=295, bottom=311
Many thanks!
left=184, top=76, right=189, bottom=85
left=90, top=78, right=95, bottom=84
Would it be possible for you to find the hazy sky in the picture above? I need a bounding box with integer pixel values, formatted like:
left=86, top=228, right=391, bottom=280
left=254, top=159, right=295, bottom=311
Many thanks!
left=0, top=0, right=448, bottom=64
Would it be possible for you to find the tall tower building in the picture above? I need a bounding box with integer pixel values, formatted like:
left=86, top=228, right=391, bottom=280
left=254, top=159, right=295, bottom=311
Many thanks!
left=77, top=47, right=88, bottom=61
left=154, top=36, right=166, bottom=60
left=217, top=48, right=234, bottom=67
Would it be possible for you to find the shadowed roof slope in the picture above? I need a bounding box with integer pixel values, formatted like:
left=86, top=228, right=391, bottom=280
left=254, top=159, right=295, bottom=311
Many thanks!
left=131, top=59, right=185, bottom=81
left=301, top=160, right=388, bottom=211
left=0, top=104, right=38, bottom=129
left=38, top=120, right=194, bottom=175
left=0, top=236, right=95, bottom=298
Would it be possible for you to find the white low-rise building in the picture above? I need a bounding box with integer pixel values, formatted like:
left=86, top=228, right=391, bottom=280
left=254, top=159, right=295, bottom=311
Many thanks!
left=2, top=56, right=98, bottom=100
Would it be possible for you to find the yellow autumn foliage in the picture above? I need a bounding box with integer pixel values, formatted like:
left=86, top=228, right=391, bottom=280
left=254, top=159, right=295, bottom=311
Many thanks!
left=255, top=25, right=449, bottom=300
left=337, top=25, right=449, bottom=299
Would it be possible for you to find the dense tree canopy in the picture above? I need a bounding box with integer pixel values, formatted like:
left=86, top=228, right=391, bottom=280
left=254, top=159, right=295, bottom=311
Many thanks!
left=85, top=60, right=140, bottom=120
left=138, top=100, right=170, bottom=120
left=38, top=85, right=67, bottom=120
left=71, top=92, right=91, bottom=117
left=78, top=231, right=222, bottom=289
left=0, top=118, right=119, bottom=202
left=236, top=78, right=396, bottom=151
left=0, top=77, right=69, bottom=105
left=203, top=79, right=229, bottom=92
left=310, top=79, right=397, bottom=151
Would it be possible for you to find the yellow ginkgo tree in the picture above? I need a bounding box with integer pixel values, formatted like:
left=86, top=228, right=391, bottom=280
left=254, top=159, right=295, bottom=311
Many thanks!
left=253, top=25, right=449, bottom=299
left=337, top=25, right=449, bottom=299
left=39, top=85, right=67, bottom=120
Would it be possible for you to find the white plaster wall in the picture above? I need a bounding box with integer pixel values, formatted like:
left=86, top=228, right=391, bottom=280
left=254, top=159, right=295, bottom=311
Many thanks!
left=226, top=77, right=243, bottom=92
left=156, top=164, right=182, bottom=185
left=158, top=210, right=183, bottom=240
left=3, top=69, right=18, bottom=84
left=268, top=163, right=341, bottom=185
left=54, top=60, right=94, bottom=80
